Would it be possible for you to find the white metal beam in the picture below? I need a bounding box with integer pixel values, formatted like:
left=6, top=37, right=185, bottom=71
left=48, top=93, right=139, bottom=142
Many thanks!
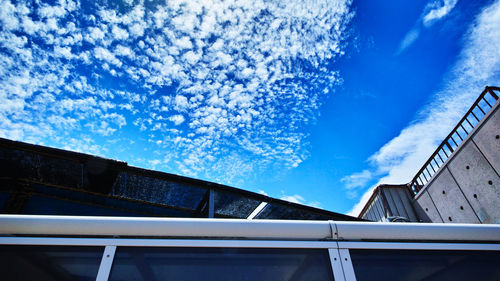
left=247, top=202, right=268, bottom=220
left=96, top=246, right=116, bottom=281
left=1, top=215, right=499, bottom=242
left=328, top=249, right=346, bottom=281
left=338, top=249, right=357, bottom=281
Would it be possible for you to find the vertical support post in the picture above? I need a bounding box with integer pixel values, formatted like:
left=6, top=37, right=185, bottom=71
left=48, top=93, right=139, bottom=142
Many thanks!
left=208, top=188, right=214, bottom=218
left=328, top=249, right=346, bottom=281
left=96, top=246, right=116, bottom=281
left=81, top=163, right=85, bottom=188
left=446, top=142, right=454, bottom=153
left=487, top=88, right=498, bottom=99
left=338, top=249, right=357, bottom=281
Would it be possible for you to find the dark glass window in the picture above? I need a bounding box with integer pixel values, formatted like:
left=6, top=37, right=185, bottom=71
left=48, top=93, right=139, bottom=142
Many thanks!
left=0, top=245, right=103, bottom=281
left=108, top=247, right=334, bottom=281
left=350, top=249, right=500, bottom=281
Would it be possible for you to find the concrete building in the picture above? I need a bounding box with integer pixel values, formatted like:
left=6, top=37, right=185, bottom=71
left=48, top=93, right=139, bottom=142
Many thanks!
left=359, top=86, right=500, bottom=223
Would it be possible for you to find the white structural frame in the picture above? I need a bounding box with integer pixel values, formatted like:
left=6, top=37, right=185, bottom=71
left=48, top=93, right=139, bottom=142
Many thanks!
left=0, top=236, right=499, bottom=281
left=0, top=215, right=499, bottom=281
left=247, top=201, right=268, bottom=219
left=328, top=248, right=347, bottom=281
left=96, top=246, right=116, bottom=281
left=1, top=215, right=499, bottom=241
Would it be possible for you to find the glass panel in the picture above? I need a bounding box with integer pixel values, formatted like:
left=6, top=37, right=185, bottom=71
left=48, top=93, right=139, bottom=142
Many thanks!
left=111, top=172, right=207, bottom=210
left=255, top=203, right=331, bottom=220
left=109, top=247, right=334, bottom=281
left=0, top=245, right=103, bottom=281
left=350, top=249, right=500, bottom=281
left=214, top=190, right=261, bottom=218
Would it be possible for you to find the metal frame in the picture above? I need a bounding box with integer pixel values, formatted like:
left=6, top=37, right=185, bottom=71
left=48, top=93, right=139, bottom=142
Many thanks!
left=1, top=216, right=498, bottom=281
left=338, top=241, right=500, bottom=251
left=247, top=201, right=268, bottom=219
left=337, top=241, right=500, bottom=281
left=3, top=215, right=499, bottom=241
left=0, top=237, right=341, bottom=281
left=0, top=237, right=337, bottom=248
left=96, top=246, right=116, bottom=281
left=329, top=248, right=347, bottom=281
left=338, top=249, right=357, bottom=281
left=1, top=236, right=498, bottom=281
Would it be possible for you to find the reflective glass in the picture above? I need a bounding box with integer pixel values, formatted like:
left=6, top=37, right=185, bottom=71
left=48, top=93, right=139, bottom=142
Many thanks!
left=0, top=245, right=103, bottom=281
left=108, top=247, right=334, bottom=281
left=350, top=249, right=500, bottom=281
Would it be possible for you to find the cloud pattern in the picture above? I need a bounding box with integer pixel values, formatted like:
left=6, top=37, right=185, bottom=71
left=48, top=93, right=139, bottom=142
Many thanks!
left=0, top=0, right=352, bottom=185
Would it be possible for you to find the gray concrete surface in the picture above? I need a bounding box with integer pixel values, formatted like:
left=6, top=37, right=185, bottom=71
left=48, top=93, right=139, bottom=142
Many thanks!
left=413, top=99, right=499, bottom=224
left=413, top=190, right=443, bottom=223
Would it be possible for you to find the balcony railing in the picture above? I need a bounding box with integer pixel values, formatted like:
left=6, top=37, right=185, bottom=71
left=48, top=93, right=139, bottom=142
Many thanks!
left=408, top=86, right=499, bottom=197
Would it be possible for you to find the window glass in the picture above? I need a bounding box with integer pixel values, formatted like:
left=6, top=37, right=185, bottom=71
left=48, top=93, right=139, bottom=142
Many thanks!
left=350, top=249, right=500, bottom=281
left=108, top=247, right=334, bottom=281
left=0, top=245, right=103, bottom=281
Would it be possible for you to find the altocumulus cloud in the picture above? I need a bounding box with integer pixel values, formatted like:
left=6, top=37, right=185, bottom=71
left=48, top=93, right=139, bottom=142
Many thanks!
left=0, top=0, right=353, bottom=185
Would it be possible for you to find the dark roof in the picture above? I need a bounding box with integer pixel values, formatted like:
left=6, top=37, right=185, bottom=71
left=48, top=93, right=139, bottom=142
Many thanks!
left=0, top=137, right=361, bottom=221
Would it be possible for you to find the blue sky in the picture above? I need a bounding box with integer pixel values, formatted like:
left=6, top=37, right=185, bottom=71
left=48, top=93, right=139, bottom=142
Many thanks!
left=1, top=0, right=499, bottom=215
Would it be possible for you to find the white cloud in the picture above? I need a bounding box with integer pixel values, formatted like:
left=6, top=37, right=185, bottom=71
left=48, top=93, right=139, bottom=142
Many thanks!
left=129, top=23, right=144, bottom=37
left=396, top=0, right=458, bottom=55
left=94, top=47, right=121, bottom=66
left=115, top=45, right=133, bottom=58
left=54, top=46, right=73, bottom=59
left=169, top=114, right=185, bottom=125
left=280, top=193, right=322, bottom=208
left=86, top=27, right=105, bottom=43
left=423, top=0, right=458, bottom=27
left=111, top=25, right=129, bottom=41
left=348, top=0, right=500, bottom=216
left=174, top=95, right=189, bottom=111
left=280, top=194, right=305, bottom=204
left=341, top=170, right=372, bottom=190
left=174, top=36, right=193, bottom=49
left=258, top=190, right=269, bottom=196
left=396, top=29, right=420, bottom=56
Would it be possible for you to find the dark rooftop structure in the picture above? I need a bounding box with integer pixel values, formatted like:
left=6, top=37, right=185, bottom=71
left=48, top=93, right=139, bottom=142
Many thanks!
left=0, top=137, right=360, bottom=221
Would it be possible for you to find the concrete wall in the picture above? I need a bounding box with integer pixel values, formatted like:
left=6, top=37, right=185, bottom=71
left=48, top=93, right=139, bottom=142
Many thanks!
left=413, top=100, right=500, bottom=224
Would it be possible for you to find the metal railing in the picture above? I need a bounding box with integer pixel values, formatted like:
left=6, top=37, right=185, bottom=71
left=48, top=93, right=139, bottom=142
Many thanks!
left=408, top=86, right=499, bottom=197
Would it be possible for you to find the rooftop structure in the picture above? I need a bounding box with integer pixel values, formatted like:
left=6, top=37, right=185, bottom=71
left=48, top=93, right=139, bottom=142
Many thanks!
left=0, top=137, right=359, bottom=221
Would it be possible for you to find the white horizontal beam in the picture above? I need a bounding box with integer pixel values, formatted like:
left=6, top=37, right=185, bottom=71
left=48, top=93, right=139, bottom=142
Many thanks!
left=0, top=215, right=331, bottom=240
left=0, top=215, right=499, bottom=242
left=0, top=237, right=498, bottom=251
left=337, top=241, right=500, bottom=251
left=0, top=237, right=336, bottom=248
left=334, top=221, right=500, bottom=242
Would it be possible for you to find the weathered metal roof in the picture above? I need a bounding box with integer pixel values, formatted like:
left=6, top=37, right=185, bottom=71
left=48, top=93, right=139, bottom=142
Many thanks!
left=0, top=137, right=360, bottom=221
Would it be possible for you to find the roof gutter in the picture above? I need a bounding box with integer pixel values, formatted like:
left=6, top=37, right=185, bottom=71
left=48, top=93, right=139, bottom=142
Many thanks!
left=0, top=215, right=498, bottom=242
